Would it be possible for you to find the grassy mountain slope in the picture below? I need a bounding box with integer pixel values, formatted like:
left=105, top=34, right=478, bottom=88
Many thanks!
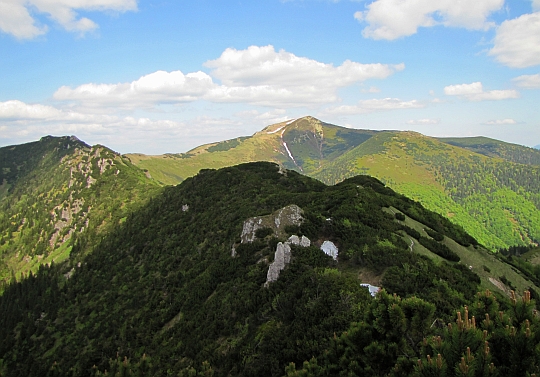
left=438, top=136, right=540, bottom=165
left=0, top=136, right=159, bottom=286
left=315, top=131, right=540, bottom=250
left=1, top=162, right=538, bottom=376
left=126, top=117, right=377, bottom=186
left=127, top=117, right=540, bottom=250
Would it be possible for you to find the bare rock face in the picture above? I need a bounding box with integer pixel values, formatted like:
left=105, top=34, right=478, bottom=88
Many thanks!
left=274, top=205, right=303, bottom=230
left=361, top=283, right=380, bottom=297
left=237, top=205, right=313, bottom=286
left=264, top=242, right=292, bottom=287
left=264, top=234, right=312, bottom=286
left=288, top=235, right=311, bottom=247
left=240, top=204, right=303, bottom=243
left=241, top=218, right=264, bottom=244
left=320, top=240, right=338, bottom=260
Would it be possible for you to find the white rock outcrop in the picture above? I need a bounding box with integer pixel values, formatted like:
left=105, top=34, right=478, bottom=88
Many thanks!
left=288, top=235, right=311, bottom=247
left=241, top=217, right=264, bottom=243
left=361, top=283, right=380, bottom=297
left=264, top=242, right=292, bottom=287
left=264, top=234, right=312, bottom=286
left=320, top=240, right=338, bottom=260
left=240, top=204, right=304, bottom=243
left=274, top=204, right=303, bottom=229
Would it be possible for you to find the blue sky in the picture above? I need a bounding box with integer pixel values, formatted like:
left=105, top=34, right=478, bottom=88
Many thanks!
left=1, top=0, right=539, bottom=154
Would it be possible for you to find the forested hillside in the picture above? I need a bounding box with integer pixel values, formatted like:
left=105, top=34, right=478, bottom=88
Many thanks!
left=0, top=136, right=159, bottom=288
left=126, top=117, right=540, bottom=250
left=315, top=132, right=540, bottom=250
left=1, top=162, right=539, bottom=376
left=438, top=136, right=540, bottom=166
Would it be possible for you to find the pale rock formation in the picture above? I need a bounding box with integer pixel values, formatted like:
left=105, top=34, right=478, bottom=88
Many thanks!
left=240, top=204, right=304, bottom=243
left=274, top=205, right=302, bottom=229
left=264, top=242, right=292, bottom=287
left=321, top=240, right=338, bottom=260
left=264, top=234, right=311, bottom=286
left=288, top=235, right=311, bottom=247
left=361, top=283, right=380, bottom=297
left=241, top=217, right=264, bottom=243
left=237, top=205, right=313, bottom=286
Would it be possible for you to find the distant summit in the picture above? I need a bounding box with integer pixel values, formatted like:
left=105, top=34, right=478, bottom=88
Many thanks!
left=535, top=144, right=540, bottom=150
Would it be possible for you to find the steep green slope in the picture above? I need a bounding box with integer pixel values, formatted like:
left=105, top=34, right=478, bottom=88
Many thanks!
left=0, top=136, right=159, bottom=286
left=1, top=163, right=538, bottom=376
left=314, top=132, right=540, bottom=250
left=438, top=136, right=540, bottom=166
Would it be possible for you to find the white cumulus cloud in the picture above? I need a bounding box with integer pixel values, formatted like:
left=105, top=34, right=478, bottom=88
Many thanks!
left=0, top=100, right=116, bottom=122
left=483, top=119, right=518, bottom=125
left=362, top=86, right=381, bottom=93
left=322, top=97, right=425, bottom=115
left=0, top=0, right=137, bottom=39
left=203, top=45, right=403, bottom=106
left=205, top=45, right=403, bottom=87
left=444, top=82, right=519, bottom=101
left=235, top=109, right=289, bottom=124
left=54, top=70, right=216, bottom=108
left=406, top=118, right=440, bottom=125
left=54, top=45, right=405, bottom=108
left=489, top=12, right=540, bottom=68
left=355, top=0, right=503, bottom=40
left=0, top=99, right=202, bottom=151
left=512, top=73, right=540, bottom=88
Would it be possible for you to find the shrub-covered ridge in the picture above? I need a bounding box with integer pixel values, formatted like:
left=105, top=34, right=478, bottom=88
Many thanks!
left=0, top=162, right=538, bottom=376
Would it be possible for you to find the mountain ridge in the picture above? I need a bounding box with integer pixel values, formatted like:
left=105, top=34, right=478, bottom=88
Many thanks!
left=0, top=136, right=159, bottom=286
left=2, top=161, right=539, bottom=376
left=124, top=116, right=540, bottom=250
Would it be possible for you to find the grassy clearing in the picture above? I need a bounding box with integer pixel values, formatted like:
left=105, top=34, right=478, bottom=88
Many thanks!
left=387, top=207, right=540, bottom=298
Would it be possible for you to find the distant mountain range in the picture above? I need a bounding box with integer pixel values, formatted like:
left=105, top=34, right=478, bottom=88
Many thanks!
left=126, top=116, right=540, bottom=251
left=535, top=144, right=540, bottom=150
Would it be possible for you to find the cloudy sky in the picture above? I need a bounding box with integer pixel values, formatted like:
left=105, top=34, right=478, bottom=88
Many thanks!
left=1, top=0, right=539, bottom=154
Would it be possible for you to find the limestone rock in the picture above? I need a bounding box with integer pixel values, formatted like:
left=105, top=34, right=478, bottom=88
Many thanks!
left=288, top=235, right=300, bottom=245
left=264, top=242, right=291, bottom=287
left=321, top=240, right=338, bottom=260
left=288, top=235, right=311, bottom=247
left=361, top=283, right=380, bottom=297
left=241, top=217, right=264, bottom=243
left=240, top=204, right=303, bottom=243
left=264, top=234, right=311, bottom=286
left=274, top=205, right=303, bottom=230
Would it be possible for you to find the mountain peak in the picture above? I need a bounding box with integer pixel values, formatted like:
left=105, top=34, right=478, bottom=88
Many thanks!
left=258, top=116, right=323, bottom=135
